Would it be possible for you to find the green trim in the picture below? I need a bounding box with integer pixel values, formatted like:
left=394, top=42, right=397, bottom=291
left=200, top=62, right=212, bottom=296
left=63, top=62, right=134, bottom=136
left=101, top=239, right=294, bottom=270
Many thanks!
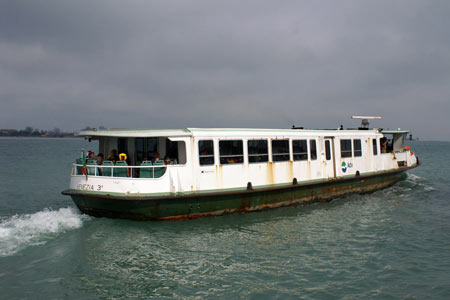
left=381, top=130, right=409, bottom=134
left=64, top=189, right=174, bottom=197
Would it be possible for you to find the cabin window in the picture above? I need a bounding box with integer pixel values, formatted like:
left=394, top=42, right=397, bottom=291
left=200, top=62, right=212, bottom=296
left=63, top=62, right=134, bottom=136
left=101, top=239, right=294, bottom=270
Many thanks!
left=199, top=140, right=214, bottom=166
left=118, top=138, right=128, bottom=156
left=380, top=137, right=390, bottom=153
left=353, top=139, right=362, bottom=157
left=248, top=140, right=268, bottom=163
left=135, top=138, right=145, bottom=162
left=166, top=139, right=181, bottom=162
left=219, top=140, right=243, bottom=164
left=340, top=139, right=352, bottom=158
left=135, top=137, right=185, bottom=164
left=310, top=140, right=317, bottom=160
left=173, top=141, right=187, bottom=164
left=325, top=140, right=331, bottom=160
left=372, top=139, right=378, bottom=156
left=293, top=140, right=308, bottom=161
left=135, top=138, right=158, bottom=162
left=272, top=140, right=290, bottom=162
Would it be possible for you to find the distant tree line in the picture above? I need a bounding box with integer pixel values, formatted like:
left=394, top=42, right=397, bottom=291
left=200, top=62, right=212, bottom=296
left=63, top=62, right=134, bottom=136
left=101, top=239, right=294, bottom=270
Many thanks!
left=81, top=126, right=106, bottom=131
left=0, top=126, right=75, bottom=137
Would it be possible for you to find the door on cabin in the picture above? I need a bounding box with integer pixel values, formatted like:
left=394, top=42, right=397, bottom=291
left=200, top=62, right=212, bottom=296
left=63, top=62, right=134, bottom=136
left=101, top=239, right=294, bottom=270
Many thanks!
left=323, top=137, right=336, bottom=179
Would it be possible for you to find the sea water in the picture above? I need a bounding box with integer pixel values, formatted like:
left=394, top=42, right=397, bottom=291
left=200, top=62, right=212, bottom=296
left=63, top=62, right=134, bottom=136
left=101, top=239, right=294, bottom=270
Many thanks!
left=0, top=138, right=449, bottom=299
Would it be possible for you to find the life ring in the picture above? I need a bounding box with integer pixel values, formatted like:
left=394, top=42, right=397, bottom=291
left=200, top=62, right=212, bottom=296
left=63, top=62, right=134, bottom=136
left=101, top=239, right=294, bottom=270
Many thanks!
left=119, top=153, right=127, bottom=161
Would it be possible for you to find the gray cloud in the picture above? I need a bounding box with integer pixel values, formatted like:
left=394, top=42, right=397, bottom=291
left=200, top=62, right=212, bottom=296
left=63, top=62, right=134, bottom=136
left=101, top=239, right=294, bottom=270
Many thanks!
left=1, top=0, right=449, bottom=140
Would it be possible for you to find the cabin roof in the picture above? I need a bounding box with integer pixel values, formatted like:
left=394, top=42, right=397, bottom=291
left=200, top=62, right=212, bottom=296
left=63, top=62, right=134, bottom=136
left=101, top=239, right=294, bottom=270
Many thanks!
left=76, top=128, right=193, bottom=138
left=189, top=128, right=373, bottom=134
left=76, top=127, right=388, bottom=138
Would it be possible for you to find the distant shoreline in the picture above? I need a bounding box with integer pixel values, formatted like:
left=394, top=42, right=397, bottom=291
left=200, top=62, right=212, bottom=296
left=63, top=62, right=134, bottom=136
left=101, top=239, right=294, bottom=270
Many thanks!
left=0, top=127, right=77, bottom=138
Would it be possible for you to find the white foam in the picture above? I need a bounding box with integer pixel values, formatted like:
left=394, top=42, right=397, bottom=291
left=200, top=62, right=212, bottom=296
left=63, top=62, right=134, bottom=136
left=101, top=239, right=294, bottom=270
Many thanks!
left=0, top=207, right=89, bottom=257
left=407, top=174, right=423, bottom=181
left=405, top=174, right=435, bottom=192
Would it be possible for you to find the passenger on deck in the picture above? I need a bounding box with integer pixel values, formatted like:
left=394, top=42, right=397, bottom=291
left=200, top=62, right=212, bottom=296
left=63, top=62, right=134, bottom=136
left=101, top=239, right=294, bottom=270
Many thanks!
left=96, top=153, right=104, bottom=175
left=164, top=156, right=171, bottom=165
left=88, top=151, right=96, bottom=160
left=153, top=152, right=160, bottom=162
left=107, top=149, right=119, bottom=162
left=388, top=139, right=393, bottom=152
left=381, top=138, right=388, bottom=153
left=96, top=153, right=104, bottom=165
left=87, top=151, right=97, bottom=161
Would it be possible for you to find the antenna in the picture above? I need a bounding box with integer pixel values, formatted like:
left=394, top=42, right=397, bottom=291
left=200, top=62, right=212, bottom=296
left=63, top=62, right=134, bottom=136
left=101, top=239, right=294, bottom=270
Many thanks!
left=351, top=116, right=382, bottom=129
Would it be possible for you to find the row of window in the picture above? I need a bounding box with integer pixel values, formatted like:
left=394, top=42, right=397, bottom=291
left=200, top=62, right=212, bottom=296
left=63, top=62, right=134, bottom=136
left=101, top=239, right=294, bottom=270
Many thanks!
left=200, top=138, right=381, bottom=166
left=341, top=138, right=382, bottom=158
left=199, top=139, right=317, bottom=166
left=340, top=139, right=362, bottom=158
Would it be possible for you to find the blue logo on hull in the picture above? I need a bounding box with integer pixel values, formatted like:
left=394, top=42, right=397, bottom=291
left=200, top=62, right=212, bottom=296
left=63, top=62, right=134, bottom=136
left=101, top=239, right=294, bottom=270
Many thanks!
left=342, top=161, right=353, bottom=173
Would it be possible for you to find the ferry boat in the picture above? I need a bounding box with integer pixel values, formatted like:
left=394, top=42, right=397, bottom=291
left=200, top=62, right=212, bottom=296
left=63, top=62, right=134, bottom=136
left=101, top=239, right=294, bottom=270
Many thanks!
left=62, top=117, right=419, bottom=220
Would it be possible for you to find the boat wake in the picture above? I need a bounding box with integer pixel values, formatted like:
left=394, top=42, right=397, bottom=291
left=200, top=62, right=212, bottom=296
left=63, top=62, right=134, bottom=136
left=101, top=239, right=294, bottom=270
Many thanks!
left=405, top=173, right=435, bottom=191
left=0, top=207, right=89, bottom=257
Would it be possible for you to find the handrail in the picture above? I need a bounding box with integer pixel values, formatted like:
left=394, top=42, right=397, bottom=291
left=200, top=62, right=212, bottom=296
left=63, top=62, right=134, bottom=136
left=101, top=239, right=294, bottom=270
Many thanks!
left=72, top=163, right=167, bottom=178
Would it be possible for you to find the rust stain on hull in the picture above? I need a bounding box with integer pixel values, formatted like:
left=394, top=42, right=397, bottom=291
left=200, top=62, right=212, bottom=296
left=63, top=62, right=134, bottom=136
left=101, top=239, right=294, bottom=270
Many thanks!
left=267, top=162, right=274, bottom=185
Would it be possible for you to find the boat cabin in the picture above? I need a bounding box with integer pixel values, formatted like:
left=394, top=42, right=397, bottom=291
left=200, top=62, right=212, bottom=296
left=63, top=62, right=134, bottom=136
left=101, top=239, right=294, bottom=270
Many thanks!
left=70, top=127, right=416, bottom=195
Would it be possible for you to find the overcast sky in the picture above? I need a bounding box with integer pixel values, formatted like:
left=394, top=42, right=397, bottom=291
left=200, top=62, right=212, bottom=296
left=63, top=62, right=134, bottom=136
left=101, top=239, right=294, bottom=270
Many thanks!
left=1, top=0, right=449, bottom=140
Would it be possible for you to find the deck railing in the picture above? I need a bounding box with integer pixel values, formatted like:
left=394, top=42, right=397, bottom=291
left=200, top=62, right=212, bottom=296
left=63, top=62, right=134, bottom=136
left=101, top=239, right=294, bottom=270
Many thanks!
left=72, top=163, right=167, bottom=179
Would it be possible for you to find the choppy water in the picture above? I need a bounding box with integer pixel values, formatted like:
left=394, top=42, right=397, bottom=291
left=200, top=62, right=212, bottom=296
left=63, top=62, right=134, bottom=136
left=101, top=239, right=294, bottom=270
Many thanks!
left=0, top=138, right=449, bottom=299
